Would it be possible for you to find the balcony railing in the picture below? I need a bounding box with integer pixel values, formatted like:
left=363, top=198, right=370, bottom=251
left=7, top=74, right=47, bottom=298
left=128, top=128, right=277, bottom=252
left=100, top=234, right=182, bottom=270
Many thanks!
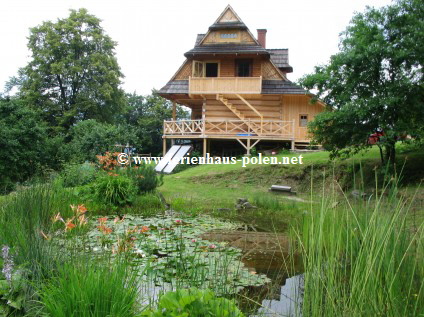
left=188, top=76, right=262, bottom=94
left=163, top=119, right=294, bottom=139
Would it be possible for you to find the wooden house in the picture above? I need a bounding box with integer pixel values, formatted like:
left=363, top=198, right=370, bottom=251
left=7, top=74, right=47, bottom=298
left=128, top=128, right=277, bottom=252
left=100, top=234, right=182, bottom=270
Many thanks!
left=158, top=5, right=324, bottom=156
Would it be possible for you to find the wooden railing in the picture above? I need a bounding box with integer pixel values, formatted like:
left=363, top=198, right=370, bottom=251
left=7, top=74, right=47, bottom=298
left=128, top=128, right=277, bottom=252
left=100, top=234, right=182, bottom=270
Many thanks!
left=189, top=76, right=262, bottom=94
left=163, top=119, right=294, bottom=138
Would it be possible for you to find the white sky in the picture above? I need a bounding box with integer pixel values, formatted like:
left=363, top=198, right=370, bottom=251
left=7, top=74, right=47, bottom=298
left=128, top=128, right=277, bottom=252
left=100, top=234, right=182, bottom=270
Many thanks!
left=1, top=0, right=393, bottom=95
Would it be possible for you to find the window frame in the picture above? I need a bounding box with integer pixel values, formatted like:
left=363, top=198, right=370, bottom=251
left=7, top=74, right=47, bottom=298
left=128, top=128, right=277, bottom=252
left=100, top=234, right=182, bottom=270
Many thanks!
left=299, top=114, right=309, bottom=127
left=192, top=60, right=220, bottom=77
left=235, top=59, right=253, bottom=77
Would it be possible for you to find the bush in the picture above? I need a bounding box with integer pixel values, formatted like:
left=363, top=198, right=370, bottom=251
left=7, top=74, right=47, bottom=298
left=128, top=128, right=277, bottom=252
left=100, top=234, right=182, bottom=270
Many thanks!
left=40, top=258, right=140, bottom=317
left=83, top=173, right=137, bottom=214
left=60, top=162, right=98, bottom=188
left=141, top=288, right=244, bottom=317
left=121, top=164, right=163, bottom=193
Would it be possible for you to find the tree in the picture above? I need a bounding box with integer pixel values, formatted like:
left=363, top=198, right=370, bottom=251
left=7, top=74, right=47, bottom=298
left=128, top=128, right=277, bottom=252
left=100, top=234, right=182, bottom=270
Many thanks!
left=120, top=92, right=189, bottom=155
left=301, top=0, right=424, bottom=165
left=9, top=8, right=126, bottom=133
left=0, top=97, right=48, bottom=192
left=63, top=119, right=136, bottom=163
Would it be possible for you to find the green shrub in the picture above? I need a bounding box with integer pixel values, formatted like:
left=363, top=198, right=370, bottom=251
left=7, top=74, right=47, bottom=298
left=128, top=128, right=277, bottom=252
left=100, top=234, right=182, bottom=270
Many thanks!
left=40, top=258, right=140, bottom=317
left=60, top=162, right=98, bottom=188
left=141, top=288, right=244, bottom=317
left=121, top=164, right=163, bottom=193
left=90, top=173, right=137, bottom=211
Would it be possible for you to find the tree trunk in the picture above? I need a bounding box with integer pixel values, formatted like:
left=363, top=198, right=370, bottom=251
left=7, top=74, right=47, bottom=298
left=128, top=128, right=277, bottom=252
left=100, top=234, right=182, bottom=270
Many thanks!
left=385, top=139, right=396, bottom=168
left=377, top=144, right=385, bottom=165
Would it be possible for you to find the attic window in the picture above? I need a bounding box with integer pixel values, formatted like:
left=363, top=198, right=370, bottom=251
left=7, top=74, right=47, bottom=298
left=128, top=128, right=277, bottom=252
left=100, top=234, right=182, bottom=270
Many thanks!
left=220, top=33, right=237, bottom=39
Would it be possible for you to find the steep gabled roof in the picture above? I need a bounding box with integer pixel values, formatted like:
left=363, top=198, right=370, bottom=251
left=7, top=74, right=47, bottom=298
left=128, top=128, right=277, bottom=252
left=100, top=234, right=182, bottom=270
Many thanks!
left=197, top=5, right=261, bottom=47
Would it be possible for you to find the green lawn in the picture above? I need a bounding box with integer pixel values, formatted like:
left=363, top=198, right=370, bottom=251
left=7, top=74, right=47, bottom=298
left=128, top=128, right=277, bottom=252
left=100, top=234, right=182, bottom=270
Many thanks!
left=158, top=145, right=424, bottom=229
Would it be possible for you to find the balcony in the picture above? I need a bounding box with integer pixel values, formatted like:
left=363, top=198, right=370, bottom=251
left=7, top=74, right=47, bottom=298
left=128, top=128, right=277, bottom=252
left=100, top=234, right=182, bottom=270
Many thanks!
left=163, top=119, right=294, bottom=139
left=188, top=76, right=262, bottom=94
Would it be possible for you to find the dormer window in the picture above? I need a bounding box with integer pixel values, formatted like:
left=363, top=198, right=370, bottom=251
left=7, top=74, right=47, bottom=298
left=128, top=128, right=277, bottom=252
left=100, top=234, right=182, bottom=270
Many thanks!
left=220, top=33, right=237, bottom=39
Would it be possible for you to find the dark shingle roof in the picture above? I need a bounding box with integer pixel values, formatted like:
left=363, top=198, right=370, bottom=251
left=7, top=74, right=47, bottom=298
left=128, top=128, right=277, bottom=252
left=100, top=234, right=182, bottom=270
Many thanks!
left=268, top=49, right=293, bottom=73
left=158, top=79, right=309, bottom=95
left=195, top=34, right=205, bottom=46
left=185, top=44, right=269, bottom=57
left=209, top=22, right=247, bottom=30
left=158, top=80, right=189, bottom=94
left=262, top=80, right=307, bottom=94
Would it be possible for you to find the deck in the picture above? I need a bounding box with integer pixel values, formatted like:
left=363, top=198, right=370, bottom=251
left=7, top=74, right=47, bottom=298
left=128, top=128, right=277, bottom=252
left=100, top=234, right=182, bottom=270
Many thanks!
left=163, top=119, right=295, bottom=140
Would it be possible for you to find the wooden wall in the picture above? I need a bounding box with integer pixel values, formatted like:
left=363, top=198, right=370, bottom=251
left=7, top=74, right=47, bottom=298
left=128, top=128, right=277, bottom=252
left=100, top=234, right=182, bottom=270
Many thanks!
left=202, top=30, right=256, bottom=45
left=281, top=95, right=323, bottom=141
left=204, top=95, right=281, bottom=121
left=198, top=94, right=323, bottom=141
left=173, top=57, right=267, bottom=79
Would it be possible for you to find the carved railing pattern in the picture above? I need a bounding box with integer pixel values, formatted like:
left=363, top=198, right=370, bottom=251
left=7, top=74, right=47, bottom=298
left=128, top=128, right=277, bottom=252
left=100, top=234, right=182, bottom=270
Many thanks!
left=164, top=119, right=294, bottom=138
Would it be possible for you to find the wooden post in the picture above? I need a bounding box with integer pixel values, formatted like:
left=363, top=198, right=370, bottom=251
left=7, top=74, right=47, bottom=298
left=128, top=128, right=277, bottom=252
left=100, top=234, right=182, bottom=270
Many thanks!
left=291, top=140, right=295, bottom=151
left=246, top=138, right=251, bottom=156
left=163, top=139, right=167, bottom=156
left=201, top=98, right=206, bottom=136
left=171, top=139, right=175, bottom=146
left=203, top=138, right=207, bottom=158
left=172, top=102, right=176, bottom=120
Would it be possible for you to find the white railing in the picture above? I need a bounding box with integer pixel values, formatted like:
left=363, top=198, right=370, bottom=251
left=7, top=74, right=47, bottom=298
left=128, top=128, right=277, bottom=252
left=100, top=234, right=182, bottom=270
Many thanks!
left=163, top=119, right=294, bottom=138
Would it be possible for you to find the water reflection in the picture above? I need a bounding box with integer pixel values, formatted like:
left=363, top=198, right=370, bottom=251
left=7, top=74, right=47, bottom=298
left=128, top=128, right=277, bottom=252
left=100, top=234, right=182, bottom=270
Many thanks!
left=251, top=274, right=303, bottom=317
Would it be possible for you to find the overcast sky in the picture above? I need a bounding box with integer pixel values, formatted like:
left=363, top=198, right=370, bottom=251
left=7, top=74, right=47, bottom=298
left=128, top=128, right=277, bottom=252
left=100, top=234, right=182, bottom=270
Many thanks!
left=1, top=0, right=393, bottom=95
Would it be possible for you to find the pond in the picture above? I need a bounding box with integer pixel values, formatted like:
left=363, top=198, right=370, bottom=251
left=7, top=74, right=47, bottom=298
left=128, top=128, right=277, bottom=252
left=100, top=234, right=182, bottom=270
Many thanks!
left=58, top=212, right=303, bottom=315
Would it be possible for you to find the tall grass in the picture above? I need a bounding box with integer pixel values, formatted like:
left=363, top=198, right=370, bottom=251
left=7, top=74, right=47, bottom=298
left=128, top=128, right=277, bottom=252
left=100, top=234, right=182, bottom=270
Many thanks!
left=0, top=184, right=78, bottom=279
left=296, top=175, right=424, bottom=316
left=38, top=256, right=141, bottom=317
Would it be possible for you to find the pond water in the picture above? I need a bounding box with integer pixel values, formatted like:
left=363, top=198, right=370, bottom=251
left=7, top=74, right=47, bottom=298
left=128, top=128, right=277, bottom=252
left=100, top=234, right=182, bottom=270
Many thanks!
left=242, top=251, right=303, bottom=317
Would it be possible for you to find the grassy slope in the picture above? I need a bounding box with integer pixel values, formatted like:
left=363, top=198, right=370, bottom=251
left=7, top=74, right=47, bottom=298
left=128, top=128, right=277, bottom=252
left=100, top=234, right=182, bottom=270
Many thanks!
left=159, top=145, right=424, bottom=229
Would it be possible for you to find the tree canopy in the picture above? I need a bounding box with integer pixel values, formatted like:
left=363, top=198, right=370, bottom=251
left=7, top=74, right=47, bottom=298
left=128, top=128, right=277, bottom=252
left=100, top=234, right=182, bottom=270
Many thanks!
left=120, top=92, right=189, bottom=155
left=301, top=0, right=424, bottom=164
left=0, top=97, right=48, bottom=192
left=10, top=8, right=126, bottom=132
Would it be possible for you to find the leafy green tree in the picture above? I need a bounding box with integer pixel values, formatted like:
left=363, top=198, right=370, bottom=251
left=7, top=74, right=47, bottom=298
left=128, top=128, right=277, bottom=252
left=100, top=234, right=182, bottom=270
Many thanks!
left=0, top=97, right=48, bottom=192
left=301, top=0, right=424, bottom=165
left=121, top=92, right=189, bottom=155
left=63, top=119, right=136, bottom=163
left=9, top=8, right=126, bottom=132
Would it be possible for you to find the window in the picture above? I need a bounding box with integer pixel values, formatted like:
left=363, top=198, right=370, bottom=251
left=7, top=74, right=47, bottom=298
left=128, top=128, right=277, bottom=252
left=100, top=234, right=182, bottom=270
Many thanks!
left=205, top=63, right=218, bottom=77
left=236, top=59, right=252, bottom=77
left=220, top=33, right=237, bottom=39
left=299, top=114, right=308, bottom=127
left=193, top=61, right=204, bottom=77
left=192, top=61, right=219, bottom=77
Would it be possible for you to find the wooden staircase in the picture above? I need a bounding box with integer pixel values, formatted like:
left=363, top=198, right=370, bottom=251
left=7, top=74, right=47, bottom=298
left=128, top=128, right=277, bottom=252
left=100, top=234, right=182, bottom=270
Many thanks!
left=216, top=94, right=261, bottom=135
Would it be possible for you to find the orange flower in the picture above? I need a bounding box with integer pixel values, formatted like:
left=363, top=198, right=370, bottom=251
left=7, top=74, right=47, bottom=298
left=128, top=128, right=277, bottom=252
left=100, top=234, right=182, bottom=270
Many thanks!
left=97, top=225, right=113, bottom=234
left=65, top=218, right=76, bottom=230
left=78, top=214, right=88, bottom=226
left=140, top=226, right=150, bottom=233
left=76, top=204, right=87, bottom=214
left=98, top=217, right=108, bottom=224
